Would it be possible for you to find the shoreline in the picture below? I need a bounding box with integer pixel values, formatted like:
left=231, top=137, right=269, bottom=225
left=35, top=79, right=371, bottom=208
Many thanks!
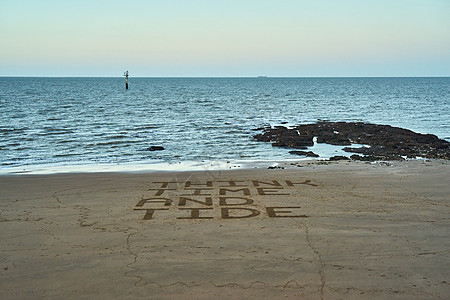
left=0, top=157, right=442, bottom=176
left=0, top=158, right=330, bottom=175
left=0, top=137, right=366, bottom=175
left=0, top=159, right=298, bottom=175
left=1, top=160, right=449, bottom=299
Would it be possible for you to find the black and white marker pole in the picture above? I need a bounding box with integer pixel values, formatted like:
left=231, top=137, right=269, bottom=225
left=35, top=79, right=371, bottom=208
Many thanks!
left=124, top=71, right=129, bottom=89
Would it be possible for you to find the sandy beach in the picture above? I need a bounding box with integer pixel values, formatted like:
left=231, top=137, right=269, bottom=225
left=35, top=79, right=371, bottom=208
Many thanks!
left=1, top=160, right=449, bottom=299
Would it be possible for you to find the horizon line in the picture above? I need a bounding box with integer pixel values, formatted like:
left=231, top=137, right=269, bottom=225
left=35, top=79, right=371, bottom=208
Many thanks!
left=1, top=75, right=449, bottom=78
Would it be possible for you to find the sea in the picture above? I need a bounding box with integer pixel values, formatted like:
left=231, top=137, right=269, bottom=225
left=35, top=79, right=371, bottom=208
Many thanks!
left=0, top=77, right=449, bottom=174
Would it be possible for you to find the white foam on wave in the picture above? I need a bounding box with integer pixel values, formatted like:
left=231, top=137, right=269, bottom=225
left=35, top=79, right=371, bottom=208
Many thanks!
left=0, top=160, right=244, bottom=175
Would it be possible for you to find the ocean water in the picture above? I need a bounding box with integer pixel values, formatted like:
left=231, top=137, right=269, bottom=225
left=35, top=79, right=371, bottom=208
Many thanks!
left=0, top=77, right=449, bottom=173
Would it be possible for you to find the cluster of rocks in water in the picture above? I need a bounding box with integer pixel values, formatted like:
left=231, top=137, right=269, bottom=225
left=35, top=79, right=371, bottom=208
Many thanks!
left=254, top=121, right=450, bottom=161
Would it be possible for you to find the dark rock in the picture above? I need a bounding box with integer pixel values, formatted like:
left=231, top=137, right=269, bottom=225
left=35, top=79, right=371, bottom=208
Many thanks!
left=251, top=126, right=268, bottom=131
left=255, top=126, right=314, bottom=148
left=350, top=154, right=381, bottom=161
left=148, top=146, right=164, bottom=151
left=350, top=154, right=364, bottom=161
left=329, top=156, right=350, bottom=161
left=254, top=121, right=450, bottom=160
left=350, top=154, right=404, bottom=161
left=272, top=142, right=309, bottom=149
left=342, top=147, right=368, bottom=154
left=317, top=132, right=351, bottom=145
left=289, top=150, right=319, bottom=157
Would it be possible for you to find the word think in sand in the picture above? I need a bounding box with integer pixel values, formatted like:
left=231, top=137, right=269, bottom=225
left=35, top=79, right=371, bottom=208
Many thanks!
left=134, top=179, right=317, bottom=220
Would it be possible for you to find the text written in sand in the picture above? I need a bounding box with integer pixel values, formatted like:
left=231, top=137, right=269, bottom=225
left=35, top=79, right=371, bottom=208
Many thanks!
left=134, top=179, right=317, bottom=220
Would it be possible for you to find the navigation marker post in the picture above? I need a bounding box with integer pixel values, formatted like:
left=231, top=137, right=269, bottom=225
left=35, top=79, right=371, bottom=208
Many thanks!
left=124, top=71, right=129, bottom=89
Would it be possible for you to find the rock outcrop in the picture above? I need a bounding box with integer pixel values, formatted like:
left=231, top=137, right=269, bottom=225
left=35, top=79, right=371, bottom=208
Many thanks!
left=254, top=121, right=450, bottom=160
left=289, top=150, right=319, bottom=157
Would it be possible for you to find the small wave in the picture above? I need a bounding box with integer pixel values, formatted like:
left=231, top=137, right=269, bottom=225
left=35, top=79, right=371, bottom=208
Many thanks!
left=41, top=127, right=74, bottom=134
left=6, top=142, right=21, bottom=147
left=37, top=132, right=73, bottom=137
left=54, top=153, right=81, bottom=158
left=107, top=134, right=128, bottom=139
left=8, top=156, right=28, bottom=161
left=131, top=125, right=161, bottom=131
left=95, top=140, right=140, bottom=146
left=14, top=147, right=32, bottom=151
left=0, top=127, right=29, bottom=134
left=57, top=140, right=75, bottom=144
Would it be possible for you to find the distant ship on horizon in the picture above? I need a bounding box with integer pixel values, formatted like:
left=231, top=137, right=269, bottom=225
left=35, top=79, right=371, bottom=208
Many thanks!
left=257, top=75, right=268, bottom=78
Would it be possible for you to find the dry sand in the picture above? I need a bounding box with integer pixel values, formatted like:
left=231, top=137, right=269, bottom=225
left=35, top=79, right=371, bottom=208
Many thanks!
left=1, top=160, right=449, bottom=299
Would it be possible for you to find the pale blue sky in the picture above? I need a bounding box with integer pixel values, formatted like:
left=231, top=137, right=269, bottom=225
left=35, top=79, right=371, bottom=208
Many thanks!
left=1, top=0, right=449, bottom=76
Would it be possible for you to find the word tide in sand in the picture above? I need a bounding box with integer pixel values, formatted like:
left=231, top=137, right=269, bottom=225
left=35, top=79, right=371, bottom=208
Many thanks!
left=134, top=179, right=317, bottom=220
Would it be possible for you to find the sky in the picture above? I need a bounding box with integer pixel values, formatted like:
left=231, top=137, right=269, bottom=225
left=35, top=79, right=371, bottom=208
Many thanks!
left=0, top=0, right=449, bottom=77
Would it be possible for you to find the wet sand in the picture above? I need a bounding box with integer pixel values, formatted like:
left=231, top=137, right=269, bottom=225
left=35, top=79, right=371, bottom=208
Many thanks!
left=1, top=160, right=449, bottom=299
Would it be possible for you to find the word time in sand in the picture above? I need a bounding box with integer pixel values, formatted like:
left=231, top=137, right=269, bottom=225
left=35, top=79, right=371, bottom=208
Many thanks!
left=134, top=179, right=317, bottom=220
